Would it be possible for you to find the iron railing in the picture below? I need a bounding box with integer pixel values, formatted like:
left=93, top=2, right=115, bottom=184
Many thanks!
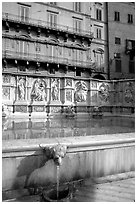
left=2, top=12, right=93, bottom=38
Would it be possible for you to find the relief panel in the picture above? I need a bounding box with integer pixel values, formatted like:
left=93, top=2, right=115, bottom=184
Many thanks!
left=66, top=78, right=72, bottom=87
left=31, top=78, right=47, bottom=102
left=74, top=81, right=88, bottom=102
left=124, top=82, right=134, bottom=104
left=3, top=75, right=11, bottom=84
left=98, top=82, right=110, bottom=103
left=2, top=87, right=10, bottom=100
left=66, top=90, right=72, bottom=102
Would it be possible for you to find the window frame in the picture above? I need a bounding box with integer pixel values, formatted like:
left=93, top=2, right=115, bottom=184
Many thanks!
left=20, top=5, right=29, bottom=22
left=73, top=18, right=82, bottom=33
left=47, top=12, right=57, bottom=28
left=96, top=28, right=102, bottom=39
left=115, top=59, right=122, bottom=73
left=96, top=9, right=102, bottom=21
left=115, top=37, right=121, bottom=45
left=74, top=2, right=81, bottom=12
left=129, top=60, right=135, bottom=73
left=128, top=14, right=133, bottom=24
left=76, top=69, right=81, bottom=77
left=114, top=11, right=120, bottom=22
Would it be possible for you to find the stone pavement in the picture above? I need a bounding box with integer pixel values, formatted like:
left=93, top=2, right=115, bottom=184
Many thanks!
left=71, top=177, right=135, bottom=202
left=3, top=172, right=135, bottom=202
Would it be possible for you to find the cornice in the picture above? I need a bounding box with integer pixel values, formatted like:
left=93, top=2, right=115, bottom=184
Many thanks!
left=2, top=33, right=90, bottom=51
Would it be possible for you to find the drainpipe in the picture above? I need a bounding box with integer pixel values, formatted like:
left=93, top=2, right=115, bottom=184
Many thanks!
left=106, top=2, right=110, bottom=80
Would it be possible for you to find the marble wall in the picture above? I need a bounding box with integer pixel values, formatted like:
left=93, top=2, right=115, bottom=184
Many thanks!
left=2, top=74, right=135, bottom=115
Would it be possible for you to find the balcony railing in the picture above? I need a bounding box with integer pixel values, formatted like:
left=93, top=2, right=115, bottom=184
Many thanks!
left=2, top=12, right=93, bottom=38
left=2, top=50, right=95, bottom=69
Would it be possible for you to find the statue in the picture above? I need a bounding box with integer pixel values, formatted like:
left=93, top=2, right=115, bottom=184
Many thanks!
left=51, top=78, right=59, bottom=101
left=18, top=77, right=25, bottom=100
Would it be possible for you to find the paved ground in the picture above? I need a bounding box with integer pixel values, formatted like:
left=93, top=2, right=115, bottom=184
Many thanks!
left=3, top=172, right=135, bottom=202
left=71, top=177, right=135, bottom=202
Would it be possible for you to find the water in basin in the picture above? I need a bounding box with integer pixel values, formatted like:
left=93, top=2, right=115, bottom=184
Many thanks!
left=2, top=116, right=134, bottom=140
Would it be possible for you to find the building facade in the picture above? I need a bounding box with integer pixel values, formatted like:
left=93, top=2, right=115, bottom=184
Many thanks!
left=107, top=2, right=135, bottom=79
left=2, top=2, right=109, bottom=117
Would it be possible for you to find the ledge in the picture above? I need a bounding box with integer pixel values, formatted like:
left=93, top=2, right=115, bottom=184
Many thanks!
left=2, top=132, right=135, bottom=157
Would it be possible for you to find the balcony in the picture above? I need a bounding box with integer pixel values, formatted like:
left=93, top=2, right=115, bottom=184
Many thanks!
left=2, top=50, right=96, bottom=70
left=2, top=12, right=94, bottom=39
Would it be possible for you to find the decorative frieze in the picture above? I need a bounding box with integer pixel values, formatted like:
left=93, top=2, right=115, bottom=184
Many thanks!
left=1, top=74, right=135, bottom=115
left=33, top=106, right=45, bottom=112
left=15, top=105, right=27, bottom=112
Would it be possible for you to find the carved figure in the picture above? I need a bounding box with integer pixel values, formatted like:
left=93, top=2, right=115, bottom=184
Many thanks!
left=31, top=79, right=47, bottom=101
left=18, top=77, right=25, bottom=100
left=124, top=82, right=134, bottom=103
left=74, top=81, right=88, bottom=102
left=51, top=78, right=59, bottom=101
left=99, top=83, right=110, bottom=102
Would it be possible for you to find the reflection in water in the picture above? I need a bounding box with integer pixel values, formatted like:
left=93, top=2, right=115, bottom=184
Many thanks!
left=2, top=117, right=135, bottom=140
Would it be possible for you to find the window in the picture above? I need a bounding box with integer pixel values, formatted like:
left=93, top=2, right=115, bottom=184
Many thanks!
left=73, top=19, right=81, bottom=32
left=115, top=59, right=121, bottom=72
left=50, top=68, right=55, bottom=74
left=114, top=52, right=121, bottom=58
left=129, top=61, right=134, bottom=73
left=96, top=28, right=102, bottom=39
left=96, top=9, right=102, bottom=21
left=19, top=41, right=29, bottom=55
left=114, top=11, right=120, bottom=21
left=128, top=14, right=133, bottom=23
left=115, top=37, right=121, bottom=45
left=20, top=6, right=29, bottom=22
left=74, top=2, right=81, bottom=12
left=48, top=13, right=57, bottom=28
left=49, top=2, right=56, bottom=5
left=76, top=69, right=81, bottom=76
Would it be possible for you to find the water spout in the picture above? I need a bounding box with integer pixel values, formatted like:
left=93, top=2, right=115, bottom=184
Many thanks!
left=39, top=144, right=67, bottom=166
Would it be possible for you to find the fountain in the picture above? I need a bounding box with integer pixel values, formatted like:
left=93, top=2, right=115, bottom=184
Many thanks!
left=39, top=144, right=72, bottom=201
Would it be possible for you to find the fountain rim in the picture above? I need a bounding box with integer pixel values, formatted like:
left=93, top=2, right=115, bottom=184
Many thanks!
left=2, top=133, right=135, bottom=157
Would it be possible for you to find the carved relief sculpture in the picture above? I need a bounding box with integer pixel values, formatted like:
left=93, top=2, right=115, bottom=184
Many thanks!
left=3, top=75, right=11, bottom=84
left=124, top=82, right=134, bottom=103
left=31, top=78, right=47, bottom=101
left=18, top=77, right=26, bottom=100
left=51, top=78, right=59, bottom=101
left=99, top=83, right=110, bottom=102
left=2, top=87, right=10, bottom=100
left=66, top=90, right=72, bottom=102
left=66, top=78, right=72, bottom=87
left=74, top=81, right=88, bottom=102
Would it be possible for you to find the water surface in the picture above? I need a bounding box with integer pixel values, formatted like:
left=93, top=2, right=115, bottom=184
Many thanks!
left=2, top=116, right=135, bottom=141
